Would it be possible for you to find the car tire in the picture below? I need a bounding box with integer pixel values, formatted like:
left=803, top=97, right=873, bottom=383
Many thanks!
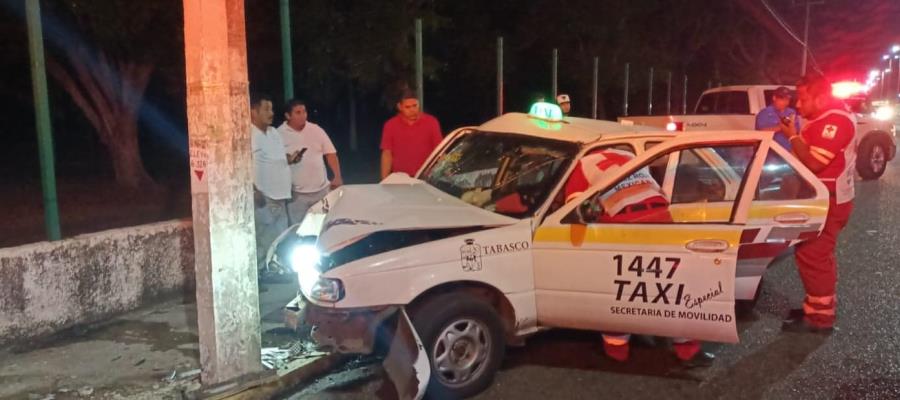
left=856, top=133, right=892, bottom=180
left=410, top=293, right=505, bottom=400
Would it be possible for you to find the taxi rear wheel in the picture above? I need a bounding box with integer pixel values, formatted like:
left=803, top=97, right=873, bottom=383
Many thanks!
left=410, top=293, right=505, bottom=399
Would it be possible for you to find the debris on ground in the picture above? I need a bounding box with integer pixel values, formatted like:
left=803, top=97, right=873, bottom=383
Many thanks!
left=261, top=339, right=323, bottom=370
left=163, top=368, right=202, bottom=384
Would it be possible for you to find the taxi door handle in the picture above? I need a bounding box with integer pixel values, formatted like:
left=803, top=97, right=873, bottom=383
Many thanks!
left=685, top=239, right=729, bottom=253
left=774, top=213, right=810, bottom=224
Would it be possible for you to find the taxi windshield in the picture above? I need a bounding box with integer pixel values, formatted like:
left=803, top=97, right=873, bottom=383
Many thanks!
left=421, top=131, right=578, bottom=218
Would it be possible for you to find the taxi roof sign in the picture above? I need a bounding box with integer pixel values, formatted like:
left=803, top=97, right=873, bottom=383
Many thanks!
left=528, top=102, right=564, bottom=122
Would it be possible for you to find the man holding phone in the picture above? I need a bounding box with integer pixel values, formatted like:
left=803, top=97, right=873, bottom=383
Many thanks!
left=755, top=86, right=801, bottom=150
left=279, top=99, right=343, bottom=225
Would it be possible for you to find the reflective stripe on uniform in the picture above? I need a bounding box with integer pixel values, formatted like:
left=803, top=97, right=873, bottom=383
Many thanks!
left=803, top=294, right=836, bottom=316
left=809, top=148, right=833, bottom=164
left=809, top=146, right=836, bottom=164
left=602, top=334, right=630, bottom=345
left=803, top=303, right=836, bottom=316
left=806, top=294, right=835, bottom=305
left=810, top=146, right=836, bottom=160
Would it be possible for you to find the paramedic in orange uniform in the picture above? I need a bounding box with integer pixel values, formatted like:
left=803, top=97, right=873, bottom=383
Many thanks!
left=778, top=74, right=856, bottom=333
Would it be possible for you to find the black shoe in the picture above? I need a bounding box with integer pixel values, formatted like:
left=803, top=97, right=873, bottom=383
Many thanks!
left=680, top=351, right=715, bottom=368
left=783, top=308, right=805, bottom=323
left=781, top=318, right=834, bottom=334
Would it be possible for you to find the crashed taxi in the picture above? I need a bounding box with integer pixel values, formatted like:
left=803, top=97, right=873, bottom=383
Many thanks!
left=275, top=103, right=830, bottom=399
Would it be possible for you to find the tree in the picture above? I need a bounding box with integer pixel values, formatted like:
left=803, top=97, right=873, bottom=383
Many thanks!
left=43, top=0, right=182, bottom=189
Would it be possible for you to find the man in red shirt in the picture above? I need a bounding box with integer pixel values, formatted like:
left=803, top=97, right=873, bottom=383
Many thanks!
left=380, top=91, right=443, bottom=179
left=778, top=74, right=856, bottom=333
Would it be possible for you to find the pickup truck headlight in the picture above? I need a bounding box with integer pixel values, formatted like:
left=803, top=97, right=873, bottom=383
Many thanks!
left=873, top=105, right=895, bottom=121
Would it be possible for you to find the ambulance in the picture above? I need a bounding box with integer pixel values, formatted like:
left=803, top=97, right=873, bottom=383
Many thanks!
left=274, top=103, right=830, bottom=399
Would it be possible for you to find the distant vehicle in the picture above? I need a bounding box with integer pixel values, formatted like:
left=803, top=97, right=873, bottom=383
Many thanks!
left=620, top=85, right=897, bottom=180
left=276, top=103, right=832, bottom=399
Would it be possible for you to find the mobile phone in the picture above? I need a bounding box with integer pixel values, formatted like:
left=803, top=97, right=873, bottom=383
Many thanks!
left=780, top=115, right=793, bottom=125
left=290, top=148, right=307, bottom=164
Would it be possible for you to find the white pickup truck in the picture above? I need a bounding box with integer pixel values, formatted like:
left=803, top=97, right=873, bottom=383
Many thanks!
left=619, top=85, right=897, bottom=180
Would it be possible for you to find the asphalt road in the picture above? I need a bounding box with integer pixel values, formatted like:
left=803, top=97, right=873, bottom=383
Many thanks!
left=288, top=157, right=900, bottom=400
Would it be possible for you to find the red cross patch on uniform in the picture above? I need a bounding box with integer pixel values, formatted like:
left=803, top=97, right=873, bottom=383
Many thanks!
left=822, top=124, right=838, bottom=139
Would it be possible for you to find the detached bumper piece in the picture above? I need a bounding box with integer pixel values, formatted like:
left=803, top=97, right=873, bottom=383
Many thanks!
left=291, top=298, right=429, bottom=400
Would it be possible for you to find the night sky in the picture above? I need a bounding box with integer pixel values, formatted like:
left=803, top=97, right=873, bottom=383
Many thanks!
left=0, top=0, right=897, bottom=185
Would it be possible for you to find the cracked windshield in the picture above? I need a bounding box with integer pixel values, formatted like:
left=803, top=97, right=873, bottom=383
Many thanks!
left=422, top=131, right=578, bottom=218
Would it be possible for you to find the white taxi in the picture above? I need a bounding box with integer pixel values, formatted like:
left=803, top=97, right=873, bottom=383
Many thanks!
left=276, top=103, right=830, bottom=399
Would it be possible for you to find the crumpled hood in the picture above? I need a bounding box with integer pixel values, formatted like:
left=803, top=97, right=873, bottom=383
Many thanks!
left=317, top=182, right=518, bottom=252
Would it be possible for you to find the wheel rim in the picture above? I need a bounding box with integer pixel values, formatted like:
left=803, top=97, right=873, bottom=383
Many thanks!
left=431, top=318, right=491, bottom=388
left=871, top=145, right=886, bottom=173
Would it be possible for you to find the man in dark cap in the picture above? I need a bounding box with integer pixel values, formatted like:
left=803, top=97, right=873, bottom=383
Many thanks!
left=755, top=86, right=801, bottom=150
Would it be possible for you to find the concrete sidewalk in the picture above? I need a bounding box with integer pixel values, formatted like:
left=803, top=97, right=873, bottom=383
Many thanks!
left=0, top=279, right=328, bottom=400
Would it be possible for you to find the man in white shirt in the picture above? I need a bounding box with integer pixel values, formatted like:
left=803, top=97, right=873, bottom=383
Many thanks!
left=278, top=99, right=343, bottom=225
left=250, top=93, right=292, bottom=270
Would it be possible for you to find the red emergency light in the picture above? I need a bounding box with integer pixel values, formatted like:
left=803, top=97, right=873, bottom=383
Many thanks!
left=832, top=81, right=866, bottom=99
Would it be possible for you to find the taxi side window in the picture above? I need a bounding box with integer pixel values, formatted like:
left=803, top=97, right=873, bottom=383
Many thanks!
left=755, top=149, right=816, bottom=201
left=671, top=146, right=752, bottom=204
left=566, top=144, right=755, bottom=224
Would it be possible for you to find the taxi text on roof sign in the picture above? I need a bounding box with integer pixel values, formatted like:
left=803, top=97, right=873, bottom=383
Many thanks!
left=528, top=102, right=564, bottom=122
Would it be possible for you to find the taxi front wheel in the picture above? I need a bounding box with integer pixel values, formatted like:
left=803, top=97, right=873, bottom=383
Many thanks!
left=410, top=293, right=505, bottom=399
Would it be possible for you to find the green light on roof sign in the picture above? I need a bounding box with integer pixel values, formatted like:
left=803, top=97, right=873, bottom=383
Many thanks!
left=528, top=102, right=563, bottom=121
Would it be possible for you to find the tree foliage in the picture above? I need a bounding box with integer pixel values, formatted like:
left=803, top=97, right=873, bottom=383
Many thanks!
left=42, top=0, right=182, bottom=188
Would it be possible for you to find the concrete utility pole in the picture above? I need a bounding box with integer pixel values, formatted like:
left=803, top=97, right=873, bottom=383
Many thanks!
left=183, top=0, right=263, bottom=387
left=25, top=0, right=61, bottom=241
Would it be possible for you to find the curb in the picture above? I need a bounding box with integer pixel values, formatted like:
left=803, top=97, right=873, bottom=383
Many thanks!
left=185, top=353, right=348, bottom=400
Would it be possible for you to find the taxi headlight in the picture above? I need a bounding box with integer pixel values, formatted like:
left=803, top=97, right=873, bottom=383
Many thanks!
left=290, top=244, right=321, bottom=294
left=290, top=244, right=344, bottom=302
left=310, top=278, right=344, bottom=302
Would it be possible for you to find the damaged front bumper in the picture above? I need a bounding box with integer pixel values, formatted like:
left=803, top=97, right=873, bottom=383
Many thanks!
left=284, top=295, right=395, bottom=354
left=284, top=295, right=429, bottom=399
left=310, top=304, right=397, bottom=354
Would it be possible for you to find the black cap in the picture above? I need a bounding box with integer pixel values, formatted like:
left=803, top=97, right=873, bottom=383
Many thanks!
left=773, top=86, right=792, bottom=98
